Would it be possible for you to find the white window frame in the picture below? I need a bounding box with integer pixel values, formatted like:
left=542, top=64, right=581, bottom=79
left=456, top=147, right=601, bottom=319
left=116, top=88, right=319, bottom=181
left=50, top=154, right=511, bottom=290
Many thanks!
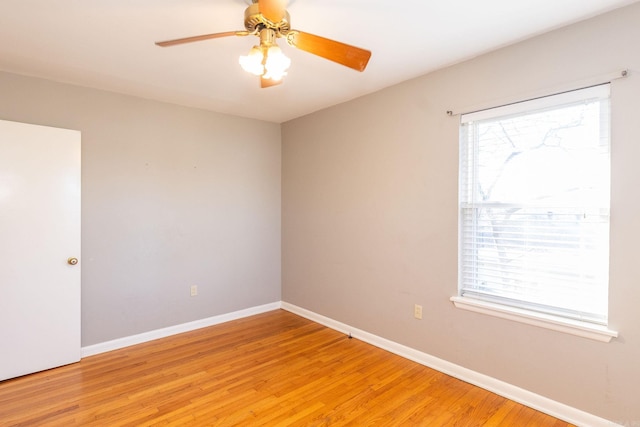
left=452, top=84, right=618, bottom=342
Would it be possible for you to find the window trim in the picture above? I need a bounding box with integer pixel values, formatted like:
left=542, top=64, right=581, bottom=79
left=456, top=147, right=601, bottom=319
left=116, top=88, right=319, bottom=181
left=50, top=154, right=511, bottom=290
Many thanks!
left=455, top=84, right=617, bottom=342
left=450, top=296, right=618, bottom=342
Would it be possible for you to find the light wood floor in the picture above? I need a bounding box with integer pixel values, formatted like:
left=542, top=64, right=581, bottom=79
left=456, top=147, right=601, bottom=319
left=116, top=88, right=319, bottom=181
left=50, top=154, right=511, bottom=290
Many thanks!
left=0, top=309, right=574, bottom=426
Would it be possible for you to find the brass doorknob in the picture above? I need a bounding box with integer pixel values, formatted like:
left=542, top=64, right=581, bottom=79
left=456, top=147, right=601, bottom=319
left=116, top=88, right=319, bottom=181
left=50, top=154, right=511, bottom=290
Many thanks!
left=67, top=257, right=78, bottom=266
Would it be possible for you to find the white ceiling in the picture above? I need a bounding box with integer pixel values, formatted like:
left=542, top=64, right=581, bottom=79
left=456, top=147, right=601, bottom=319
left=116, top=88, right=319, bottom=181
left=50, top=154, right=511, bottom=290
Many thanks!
left=0, top=0, right=637, bottom=123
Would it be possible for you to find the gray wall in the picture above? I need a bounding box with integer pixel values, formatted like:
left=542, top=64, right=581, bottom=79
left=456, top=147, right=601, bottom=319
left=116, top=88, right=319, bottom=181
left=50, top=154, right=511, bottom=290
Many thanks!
left=0, top=72, right=282, bottom=346
left=282, top=3, right=640, bottom=422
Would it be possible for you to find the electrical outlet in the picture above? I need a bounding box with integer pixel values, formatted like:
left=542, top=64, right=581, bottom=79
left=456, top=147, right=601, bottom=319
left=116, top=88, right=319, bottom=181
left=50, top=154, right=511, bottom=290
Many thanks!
left=190, top=285, right=198, bottom=297
left=414, top=304, right=423, bottom=319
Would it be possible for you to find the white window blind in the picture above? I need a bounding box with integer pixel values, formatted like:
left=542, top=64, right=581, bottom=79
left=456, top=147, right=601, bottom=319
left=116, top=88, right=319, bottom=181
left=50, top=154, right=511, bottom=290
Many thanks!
left=458, top=84, right=611, bottom=325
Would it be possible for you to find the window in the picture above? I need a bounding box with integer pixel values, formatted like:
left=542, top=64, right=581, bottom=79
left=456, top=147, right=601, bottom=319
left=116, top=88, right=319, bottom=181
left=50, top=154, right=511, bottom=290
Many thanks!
left=457, top=85, right=611, bottom=328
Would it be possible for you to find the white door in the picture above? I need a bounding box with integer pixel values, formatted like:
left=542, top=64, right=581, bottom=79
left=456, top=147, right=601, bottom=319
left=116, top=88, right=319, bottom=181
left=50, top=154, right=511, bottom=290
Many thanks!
left=0, top=119, right=81, bottom=381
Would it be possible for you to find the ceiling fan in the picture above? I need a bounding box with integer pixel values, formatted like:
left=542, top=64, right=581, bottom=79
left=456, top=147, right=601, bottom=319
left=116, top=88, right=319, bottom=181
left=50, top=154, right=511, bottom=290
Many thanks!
left=155, top=0, right=372, bottom=88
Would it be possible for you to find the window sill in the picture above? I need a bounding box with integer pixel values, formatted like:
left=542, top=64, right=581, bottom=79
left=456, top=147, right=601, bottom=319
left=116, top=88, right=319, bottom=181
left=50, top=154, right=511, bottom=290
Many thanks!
left=450, top=296, right=618, bottom=343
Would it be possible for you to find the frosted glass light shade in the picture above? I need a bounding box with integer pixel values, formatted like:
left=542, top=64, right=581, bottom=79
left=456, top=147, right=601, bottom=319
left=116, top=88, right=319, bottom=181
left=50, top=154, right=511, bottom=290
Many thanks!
left=262, top=45, right=291, bottom=81
left=239, top=46, right=265, bottom=76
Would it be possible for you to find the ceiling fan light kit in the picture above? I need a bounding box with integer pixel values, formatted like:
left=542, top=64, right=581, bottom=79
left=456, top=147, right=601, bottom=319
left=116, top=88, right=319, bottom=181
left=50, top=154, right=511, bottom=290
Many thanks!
left=239, top=27, right=291, bottom=84
left=155, top=0, right=371, bottom=88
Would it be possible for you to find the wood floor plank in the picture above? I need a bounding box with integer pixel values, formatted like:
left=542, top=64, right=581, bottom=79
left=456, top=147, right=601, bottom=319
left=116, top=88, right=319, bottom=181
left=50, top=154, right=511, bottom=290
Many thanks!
left=0, top=309, right=576, bottom=426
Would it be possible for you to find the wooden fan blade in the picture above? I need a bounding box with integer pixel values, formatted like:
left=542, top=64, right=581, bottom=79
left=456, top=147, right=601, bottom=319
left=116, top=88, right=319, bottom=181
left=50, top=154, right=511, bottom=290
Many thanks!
left=155, top=31, right=243, bottom=47
left=261, top=77, right=283, bottom=88
left=259, top=0, right=287, bottom=24
left=286, top=31, right=371, bottom=72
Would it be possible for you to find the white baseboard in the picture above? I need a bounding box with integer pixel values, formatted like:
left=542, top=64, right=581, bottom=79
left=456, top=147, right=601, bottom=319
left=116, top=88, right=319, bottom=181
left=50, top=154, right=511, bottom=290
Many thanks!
left=281, top=301, right=620, bottom=427
left=81, top=302, right=282, bottom=358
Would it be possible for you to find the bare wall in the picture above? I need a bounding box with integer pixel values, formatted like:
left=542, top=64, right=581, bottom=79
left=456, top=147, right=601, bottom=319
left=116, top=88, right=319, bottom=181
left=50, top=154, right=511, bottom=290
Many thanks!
left=0, top=72, right=282, bottom=346
left=282, top=3, right=640, bottom=422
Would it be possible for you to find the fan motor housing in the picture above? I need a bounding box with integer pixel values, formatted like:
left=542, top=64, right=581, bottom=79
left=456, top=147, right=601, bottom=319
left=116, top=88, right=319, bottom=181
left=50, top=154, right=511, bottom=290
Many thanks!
left=244, top=3, right=290, bottom=33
